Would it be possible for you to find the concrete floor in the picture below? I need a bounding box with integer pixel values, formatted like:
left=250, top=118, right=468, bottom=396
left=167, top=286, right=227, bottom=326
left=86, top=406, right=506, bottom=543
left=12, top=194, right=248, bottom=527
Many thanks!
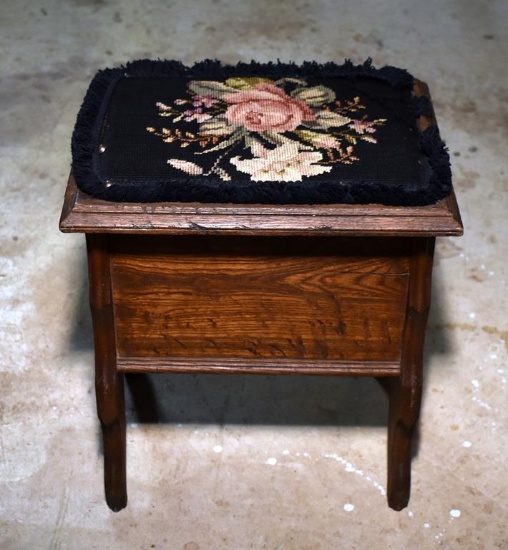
left=1, top=0, right=507, bottom=548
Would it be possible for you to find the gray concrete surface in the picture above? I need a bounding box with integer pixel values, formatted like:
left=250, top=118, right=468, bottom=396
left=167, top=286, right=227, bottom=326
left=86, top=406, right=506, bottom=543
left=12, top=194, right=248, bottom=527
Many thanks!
left=1, top=0, right=507, bottom=548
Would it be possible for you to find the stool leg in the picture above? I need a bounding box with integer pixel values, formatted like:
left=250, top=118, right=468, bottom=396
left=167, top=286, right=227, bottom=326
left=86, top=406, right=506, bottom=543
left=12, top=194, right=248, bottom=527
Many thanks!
left=386, top=237, right=434, bottom=511
left=96, top=372, right=127, bottom=512
left=87, top=234, right=127, bottom=512
left=386, top=376, right=421, bottom=511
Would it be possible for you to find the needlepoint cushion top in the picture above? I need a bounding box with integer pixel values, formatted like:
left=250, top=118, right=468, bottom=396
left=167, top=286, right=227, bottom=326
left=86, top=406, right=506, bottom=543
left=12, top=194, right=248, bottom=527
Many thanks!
left=71, top=59, right=451, bottom=206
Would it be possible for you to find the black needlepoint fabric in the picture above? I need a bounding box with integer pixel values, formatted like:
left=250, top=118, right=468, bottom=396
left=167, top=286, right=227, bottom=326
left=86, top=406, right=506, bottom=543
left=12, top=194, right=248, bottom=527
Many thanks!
left=71, top=59, right=452, bottom=205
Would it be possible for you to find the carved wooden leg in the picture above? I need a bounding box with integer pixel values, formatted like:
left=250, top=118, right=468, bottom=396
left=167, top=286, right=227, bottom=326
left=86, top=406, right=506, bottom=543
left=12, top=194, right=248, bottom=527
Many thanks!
left=97, top=373, right=126, bottom=512
left=386, top=237, right=435, bottom=511
left=386, top=376, right=419, bottom=510
left=87, top=234, right=127, bottom=512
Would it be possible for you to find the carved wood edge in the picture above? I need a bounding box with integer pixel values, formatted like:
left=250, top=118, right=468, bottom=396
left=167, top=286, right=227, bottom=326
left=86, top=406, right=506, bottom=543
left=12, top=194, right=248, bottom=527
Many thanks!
left=116, top=357, right=401, bottom=376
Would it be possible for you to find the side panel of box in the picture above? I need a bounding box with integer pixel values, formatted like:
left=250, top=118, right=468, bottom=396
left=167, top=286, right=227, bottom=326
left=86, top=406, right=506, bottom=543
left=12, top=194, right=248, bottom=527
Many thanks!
left=110, top=236, right=410, bottom=363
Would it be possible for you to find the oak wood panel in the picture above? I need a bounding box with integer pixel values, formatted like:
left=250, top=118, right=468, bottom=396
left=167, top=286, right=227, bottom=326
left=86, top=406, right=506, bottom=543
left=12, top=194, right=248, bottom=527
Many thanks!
left=110, top=235, right=412, bottom=273
left=110, top=236, right=409, bottom=362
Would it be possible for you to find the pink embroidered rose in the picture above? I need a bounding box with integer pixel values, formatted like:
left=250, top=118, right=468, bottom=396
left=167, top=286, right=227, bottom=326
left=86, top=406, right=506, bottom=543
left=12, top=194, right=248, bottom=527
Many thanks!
left=223, top=83, right=315, bottom=133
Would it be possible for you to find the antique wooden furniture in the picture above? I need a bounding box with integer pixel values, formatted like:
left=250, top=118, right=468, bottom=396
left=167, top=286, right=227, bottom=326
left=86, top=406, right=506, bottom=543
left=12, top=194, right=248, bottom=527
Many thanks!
left=60, top=61, right=463, bottom=511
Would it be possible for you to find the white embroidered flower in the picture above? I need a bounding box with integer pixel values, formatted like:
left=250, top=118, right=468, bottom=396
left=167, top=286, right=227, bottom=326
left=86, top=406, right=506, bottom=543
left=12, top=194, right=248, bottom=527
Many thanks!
left=230, top=142, right=332, bottom=182
left=168, top=159, right=204, bottom=175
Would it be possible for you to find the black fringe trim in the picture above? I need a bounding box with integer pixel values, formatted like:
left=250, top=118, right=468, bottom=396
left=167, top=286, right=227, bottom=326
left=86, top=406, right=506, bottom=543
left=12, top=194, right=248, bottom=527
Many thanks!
left=120, top=58, right=413, bottom=87
left=419, top=126, right=452, bottom=198
left=412, top=95, right=435, bottom=118
left=71, top=67, right=122, bottom=203
left=71, top=59, right=451, bottom=206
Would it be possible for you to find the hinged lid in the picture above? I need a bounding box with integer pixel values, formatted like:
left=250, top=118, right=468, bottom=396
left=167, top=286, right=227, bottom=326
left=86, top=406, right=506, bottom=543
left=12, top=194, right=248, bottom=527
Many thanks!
left=70, top=59, right=453, bottom=207
left=62, top=60, right=462, bottom=236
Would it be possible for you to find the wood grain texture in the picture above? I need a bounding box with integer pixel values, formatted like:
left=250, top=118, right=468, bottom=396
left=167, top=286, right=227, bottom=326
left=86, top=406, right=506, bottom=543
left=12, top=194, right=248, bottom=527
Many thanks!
left=60, top=175, right=463, bottom=236
left=117, top=357, right=400, bottom=376
left=386, top=237, right=435, bottom=511
left=110, top=236, right=410, bottom=363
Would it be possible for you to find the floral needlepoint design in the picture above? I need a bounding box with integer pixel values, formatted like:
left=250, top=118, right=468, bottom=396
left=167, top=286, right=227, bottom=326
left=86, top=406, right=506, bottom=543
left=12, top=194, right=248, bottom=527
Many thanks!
left=147, top=77, right=386, bottom=182
left=223, top=83, right=315, bottom=132
left=72, top=60, right=453, bottom=205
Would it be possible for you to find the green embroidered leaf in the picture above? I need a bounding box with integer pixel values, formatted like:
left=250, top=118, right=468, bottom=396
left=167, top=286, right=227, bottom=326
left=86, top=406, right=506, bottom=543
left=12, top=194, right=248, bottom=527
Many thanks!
left=315, top=111, right=351, bottom=129
left=188, top=80, right=237, bottom=98
left=294, top=129, right=339, bottom=149
left=199, top=116, right=235, bottom=136
left=291, top=85, right=336, bottom=106
left=301, top=120, right=325, bottom=130
left=294, top=129, right=321, bottom=142
left=225, top=77, right=274, bottom=90
left=263, top=130, right=314, bottom=151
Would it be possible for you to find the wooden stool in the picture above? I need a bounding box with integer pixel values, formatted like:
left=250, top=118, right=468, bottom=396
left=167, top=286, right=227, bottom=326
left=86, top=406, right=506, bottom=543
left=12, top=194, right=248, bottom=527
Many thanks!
left=60, top=60, right=463, bottom=511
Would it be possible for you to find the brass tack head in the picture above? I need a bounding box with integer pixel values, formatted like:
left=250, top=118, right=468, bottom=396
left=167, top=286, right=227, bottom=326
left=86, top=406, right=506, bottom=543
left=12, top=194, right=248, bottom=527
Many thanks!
left=99, top=145, right=106, bottom=153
